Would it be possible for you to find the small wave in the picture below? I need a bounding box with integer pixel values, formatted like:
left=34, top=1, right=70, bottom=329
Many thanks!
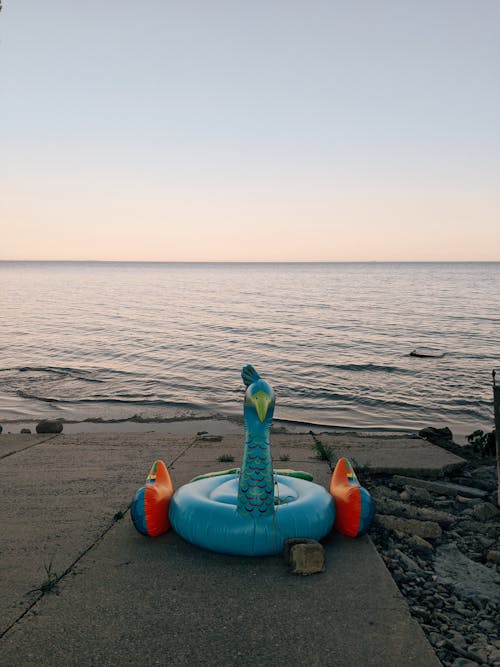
left=15, top=391, right=199, bottom=410
left=16, top=391, right=58, bottom=403
left=81, top=413, right=224, bottom=424
left=325, top=363, right=411, bottom=374
left=15, top=366, right=104, bottom=383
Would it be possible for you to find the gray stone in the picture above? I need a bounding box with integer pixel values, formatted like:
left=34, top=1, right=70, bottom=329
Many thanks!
left=393, top=548, right=422, bottom=572
left=371, top=485, right=400, bottom=501
left=36, top=420, right=63, bottom=434
left=470, top=502, right=500, bottom=522
left=375, top=496, right=456, bottom=526
left=288, top=542, right=325, bottom=575
left=456, top=495, right=483, bottom=506
left=419, top=426, right=453, bottom=441
left=458, top=520, right=500, bottom=537
left=392, top=475, right=489, bottom=499
left=407, top=534, right=434, bottom=555
left=486, top=550, right=500, bottom=564
left=283, top=537, right=318, bottom=563
left=450, top=659, right=480, bottom=667
left=375, top=514, right=442, bottom=539
left=449, top=632, right=468, bottom=650
left=434, top=543, right=500, bottom=602
left=487, top=648, right=500, bottom=663
left=402, top=484, right=433, bottom=502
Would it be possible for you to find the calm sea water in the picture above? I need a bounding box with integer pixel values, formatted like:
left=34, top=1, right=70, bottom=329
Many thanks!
left=1, top=262, right=499, bottom=441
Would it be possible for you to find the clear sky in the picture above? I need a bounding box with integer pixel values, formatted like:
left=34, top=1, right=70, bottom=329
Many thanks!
left=1, top=1, right=499, bottom=261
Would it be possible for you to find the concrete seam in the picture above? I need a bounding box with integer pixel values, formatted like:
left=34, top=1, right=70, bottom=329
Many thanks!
left=0, top=434, right=60, bottom=461
left=167, top=436, right=202, bottom=467
left=1, top=438, right=198, bottom=638
left=0, top=503, right=132, bottom=641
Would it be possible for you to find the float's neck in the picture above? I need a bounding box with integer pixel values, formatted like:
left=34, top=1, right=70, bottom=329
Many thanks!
left=237, top=417, right=274, bottom=517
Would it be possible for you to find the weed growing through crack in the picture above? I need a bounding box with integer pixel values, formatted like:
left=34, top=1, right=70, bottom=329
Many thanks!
left=30, top=560, right=58, bottom=594
left=217, top=454, right=235, bottom=463
left=312, top=440, right=334, bottom=463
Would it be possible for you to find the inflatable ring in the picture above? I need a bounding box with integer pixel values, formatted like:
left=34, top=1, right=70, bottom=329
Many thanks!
left=169, top=473, right=334, bottom=556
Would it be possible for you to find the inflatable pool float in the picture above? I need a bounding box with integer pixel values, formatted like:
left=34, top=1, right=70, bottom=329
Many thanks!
left=131, top=460, right=175, bottom=537
left=168, top=365, right=335, bottom=556
left=329, top=457, right=375, bottom=537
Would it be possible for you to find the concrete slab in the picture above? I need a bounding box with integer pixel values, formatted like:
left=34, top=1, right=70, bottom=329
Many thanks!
left=316, top=433, right=466, bottom=475
left=0, top=434, right=56, bottom=459
left=175, top=433, right=331, bottom=487
left=0, top=521, right=440, bottom=667
left=0, top=430, right=443, bottom=666
left=0, top=433, right=194, bottom=634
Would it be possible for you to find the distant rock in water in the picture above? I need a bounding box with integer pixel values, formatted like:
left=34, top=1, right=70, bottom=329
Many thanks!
left=410, top=348, right=445, bottom=358
left=36, top=420, right=63, bottom=434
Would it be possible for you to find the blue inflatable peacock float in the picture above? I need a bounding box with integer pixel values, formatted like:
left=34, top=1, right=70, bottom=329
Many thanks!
left=167, top=365, right=335, bottom=555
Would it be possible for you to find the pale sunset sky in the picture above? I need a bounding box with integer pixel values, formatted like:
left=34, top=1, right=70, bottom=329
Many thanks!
left=1, top=1, right=499, bottom=262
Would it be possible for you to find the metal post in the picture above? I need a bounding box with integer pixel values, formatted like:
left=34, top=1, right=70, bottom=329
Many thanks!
left=493, top=370, right=500, bottom=507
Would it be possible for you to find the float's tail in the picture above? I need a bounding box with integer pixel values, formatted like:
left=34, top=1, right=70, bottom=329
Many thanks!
left=329, top=458, right=375, bottom=537
left=131, top=460, right=175, bottom=537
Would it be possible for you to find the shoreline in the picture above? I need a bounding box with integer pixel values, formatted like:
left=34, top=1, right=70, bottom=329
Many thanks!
left=0, top=415, right=423, bottom=438
left=0, top=415, right=478, bottom=445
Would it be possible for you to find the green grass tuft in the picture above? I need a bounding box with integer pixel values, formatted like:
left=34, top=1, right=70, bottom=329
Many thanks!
left=217, top=454, right=235, bottom=463
left=30, top=560, right=58, bottom=595
left=312, top=440, right=334, bottom=463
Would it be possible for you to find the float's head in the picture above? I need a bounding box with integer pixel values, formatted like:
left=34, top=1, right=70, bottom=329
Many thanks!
left=244, top=378, right=275, bottom=423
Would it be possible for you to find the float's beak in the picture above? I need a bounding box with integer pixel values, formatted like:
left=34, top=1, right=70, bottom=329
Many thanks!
left=250, top=390, right=273, bottom=422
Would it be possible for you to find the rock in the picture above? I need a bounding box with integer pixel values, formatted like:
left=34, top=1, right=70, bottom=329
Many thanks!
left=449, top=631, right=468, bottom=650
left=288, top=542, right=325, bottom=575
left=407, top=534, right=434, bottom=555
left=401, top=485, right=432, bottom=502
left=487, top=647, right=500, bottom=663
left=450, top=658, right=480, bottom=667
left=470, top=465, right=498, bottom=490
left=371, top=486, right=400, bottom=501
left=374, top=514, right=442, bottom=539
left=486, top=550, right=500, bottom=564
left=456, top=495, right=483, bottom=507
left=375, top=497, right=456, bottom=526
left=198, top=434, right=222, bottom=442
left=392, top=476, right=489, bottom=499
left=283, top=537, right=318, bottom=562
left=0, top=423, right=2, bottom=433
left=35, top=420, right=63, bottom=434
left=419, top=426, right=453, bottom=441
left=470, top=502, right=500, bottom=522
left=457, top=520, right=500, bottom=537
left=434, top=543, right=500, bottom=601
left=20, top=428, right=32, bottom=434
left=393, top=548, right=422, bottom=572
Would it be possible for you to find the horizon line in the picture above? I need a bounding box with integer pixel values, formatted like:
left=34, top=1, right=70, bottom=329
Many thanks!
left=1, top=259, right=499, bottom=264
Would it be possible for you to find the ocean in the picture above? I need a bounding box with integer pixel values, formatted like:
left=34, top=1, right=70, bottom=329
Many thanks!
left=1, top=261, right=498, bottom=441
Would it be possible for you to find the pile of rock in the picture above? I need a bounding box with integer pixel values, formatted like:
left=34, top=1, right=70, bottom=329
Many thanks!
left=367, top=463, right=500, bottom=667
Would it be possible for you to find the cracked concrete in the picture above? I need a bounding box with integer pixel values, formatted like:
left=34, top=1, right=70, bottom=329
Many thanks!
left=0, top=429, right=460, bottom=665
